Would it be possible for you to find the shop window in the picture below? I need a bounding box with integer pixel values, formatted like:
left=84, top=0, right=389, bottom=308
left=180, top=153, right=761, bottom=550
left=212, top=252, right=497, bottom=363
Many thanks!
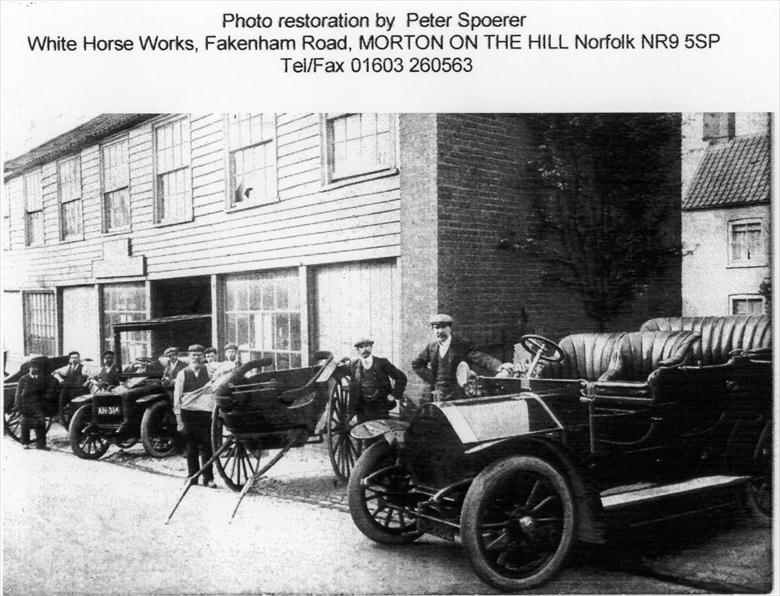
left=155, top=117, right=191, bottom=223
left=102, top=283, right=150, bottom=363
left=224, top=271, right=301, bottom=369
left=731, top=295, right=765, bottom=315
left=58, top=155, right=83, bottom=240
left=23, top=291, right=56, bottom=355
left=729, top=220, right=764, bottom=265
left=325, top=113, right=395, bottom=182
left=23, top=169, right=43, bottom=246
left=227, top=113, right=277, bottom=208
left=102, top=138, right=130, bottom=232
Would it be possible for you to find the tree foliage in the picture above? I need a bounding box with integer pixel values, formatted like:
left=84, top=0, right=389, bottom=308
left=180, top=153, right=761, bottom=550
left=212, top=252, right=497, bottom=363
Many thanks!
left=522, top=114, right=680, bottom=329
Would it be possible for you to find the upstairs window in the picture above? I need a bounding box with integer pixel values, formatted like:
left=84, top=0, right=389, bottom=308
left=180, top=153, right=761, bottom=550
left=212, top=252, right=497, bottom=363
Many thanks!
left=102, top=138, right=130, bottom=232
left=155, top=117, right=191, bottom=224
left=58, top=155, right=83, bottom=240
left=729, top=220, right=764, bottom=265
left=23, top=169, right=43, bottom=246
left=227, top=113, right=277, bottom=208
left=325, top=113, right=395, bottom=181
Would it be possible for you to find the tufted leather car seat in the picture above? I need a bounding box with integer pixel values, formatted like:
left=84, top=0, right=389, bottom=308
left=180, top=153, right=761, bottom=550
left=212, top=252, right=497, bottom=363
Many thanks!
left=598, top=330, right=701, bottom=382
left=538, top=333, right=626, bottom=380
left=640, top=315, right=770, bottom=366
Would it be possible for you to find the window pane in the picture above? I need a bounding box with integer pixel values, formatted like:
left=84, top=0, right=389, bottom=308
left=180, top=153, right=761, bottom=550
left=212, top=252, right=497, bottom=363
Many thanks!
left=158, top=168, right=189, bottom=223
left=328, top=113, right=394, bottom=179
left=26, top=212, right=43, bottom=245
left=231, top=144, right=274, bottom=206
left=223, top=271, right=301, bottom=370
left=61, top=200, right=82, bottom=239
left=102, top=140, right=129, bottom=191
left=58, top=157, right=81, bottom=203
left=731, top=222, right=762, bottom=262
left=24, top=292, right=56, bottom=356
left=102, top=283, right=149, bottom=364
left=24, top=170, right=43, bottom=210
left=732, top=298, right=764, bottom=315
left=106, top=188, right=130, bottom=230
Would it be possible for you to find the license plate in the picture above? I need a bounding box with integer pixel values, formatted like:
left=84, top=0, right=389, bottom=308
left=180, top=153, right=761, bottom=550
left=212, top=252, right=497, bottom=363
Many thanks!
left=97, top=406, right=120, bottom=416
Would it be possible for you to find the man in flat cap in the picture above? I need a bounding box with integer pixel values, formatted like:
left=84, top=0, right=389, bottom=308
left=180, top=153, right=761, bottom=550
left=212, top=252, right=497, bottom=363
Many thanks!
left=15, top=356, right=55, bottom=449
left=173, top=344, right=216, bottom=488
left=212, top=343, right=241, bottom=379
left=161, top=347, right=187, bottom=389
left=349, top=339, right=407, bottom=423
left=204, top=347, right=219, bottom=377
left=412, top=314, right=513, bottom=402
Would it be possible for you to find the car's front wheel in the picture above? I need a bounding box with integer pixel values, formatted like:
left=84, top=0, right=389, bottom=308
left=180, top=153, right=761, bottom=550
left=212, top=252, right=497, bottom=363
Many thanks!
left=348, top=440, right=422, bottom=545
left=460, top=455, right=575, bottom=591
left=140, top=400, right=178, bottom=458
left=69, top=404, right=109, bottom=460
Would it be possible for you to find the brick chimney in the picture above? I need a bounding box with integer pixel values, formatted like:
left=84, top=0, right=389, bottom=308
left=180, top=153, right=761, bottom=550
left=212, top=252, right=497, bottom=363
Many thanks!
left=702, top=112, right=735, bottom=144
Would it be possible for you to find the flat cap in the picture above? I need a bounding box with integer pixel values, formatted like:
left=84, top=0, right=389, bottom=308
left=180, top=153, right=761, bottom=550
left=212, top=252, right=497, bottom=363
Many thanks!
left=163, top=347, right=180, bottom=356
left=187, top=344, right=206, bottom=353
left=223, top=343, right=238, bottom=351
left=354, top=338, right=374, bottom=347
left=429, top=313, right=454, bottom=325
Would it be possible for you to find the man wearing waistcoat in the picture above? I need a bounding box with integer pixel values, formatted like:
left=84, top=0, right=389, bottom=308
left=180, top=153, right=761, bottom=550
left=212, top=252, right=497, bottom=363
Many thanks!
left=412, top=314, right=514, bottom=402
left=53, top=351, right=88, bottom=423
left=161, top=347, right=187, bottom=389
left=173, top=344, right=216, bottom=488
left=349, top=339, right=407, bottom=423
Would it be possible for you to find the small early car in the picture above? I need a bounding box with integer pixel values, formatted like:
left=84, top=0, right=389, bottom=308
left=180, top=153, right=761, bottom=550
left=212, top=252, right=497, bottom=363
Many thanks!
left=68, top=314, right=210, bottom=459
left=347, top=315, right=771, bottom=591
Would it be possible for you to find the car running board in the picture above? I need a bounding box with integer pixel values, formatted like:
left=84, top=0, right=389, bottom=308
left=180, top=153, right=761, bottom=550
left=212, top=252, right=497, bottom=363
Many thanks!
left=601, top=475, right=750, bottom=511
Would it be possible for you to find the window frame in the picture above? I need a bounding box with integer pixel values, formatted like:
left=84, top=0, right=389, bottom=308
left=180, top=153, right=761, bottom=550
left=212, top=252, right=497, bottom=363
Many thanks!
left=22, top=290, right=57, bottom=356
left=224, top=113, right=279, bottom=212
left=727, top=218, right=765, bottom=267
left=23, top=168, right=44, bottom=246
left=153, top=115, right=193, bottom=226
left=322, top=112, right=398, bottom=186
left=101, top=282, right=151, bottom=363
left=100, top=135, right=132, bottom=234
left=729, top=294, right=766, bottom=315
left=57, top=154, right=84, bottom=242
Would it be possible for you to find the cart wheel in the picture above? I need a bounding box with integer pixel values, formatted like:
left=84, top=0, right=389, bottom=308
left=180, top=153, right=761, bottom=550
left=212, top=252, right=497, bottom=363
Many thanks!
left=348, top=441, right=422, bottom=545
left=746, top=421, right=772, bottom=524
left=140, top=400, right=178, bottom=457
left=211, top=407, right=266, bottom=492
left=327, top=376, right=360, bottom=481
left=4, top=403, right=22, bottom=442
left=69, top=404, right=110, bottom=460
left=461, top=455, right=575, bottom=591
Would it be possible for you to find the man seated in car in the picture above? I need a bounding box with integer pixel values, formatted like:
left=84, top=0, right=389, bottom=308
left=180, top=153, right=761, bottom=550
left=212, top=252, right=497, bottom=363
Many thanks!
left=412, top=314, right=514, bottom=402
left=161, top=347, right=187, bottom=389
left=348, top=338, right=407, bottom=424
left=52, top=351, right=89, bottom=417
left=88, top=350, right=121, bottom=393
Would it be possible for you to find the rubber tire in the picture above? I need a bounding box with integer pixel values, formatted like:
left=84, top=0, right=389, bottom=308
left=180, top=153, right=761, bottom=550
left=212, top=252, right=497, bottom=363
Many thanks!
left=69, top=404, right=110, bottom=460
left=347, top=441, right=422, bottom=545
left=327, top=376, right=360, bottom=482
left=746, top=422, right=772, bottom=525
left=140, top=400, right=178, bottom=458
left=4, top=404, right=22, bottom=442
left=460, top=455, right=575, bottom=592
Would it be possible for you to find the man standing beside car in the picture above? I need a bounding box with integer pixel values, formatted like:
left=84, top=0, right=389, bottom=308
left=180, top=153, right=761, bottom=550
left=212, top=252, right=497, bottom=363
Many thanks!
left=15, top=356, right=54, bottom=450
left=349, top=338, right=407, bottom=423
left=412, top=314, right=513, bottom=402
left=173, top=344, right=216, bottom=488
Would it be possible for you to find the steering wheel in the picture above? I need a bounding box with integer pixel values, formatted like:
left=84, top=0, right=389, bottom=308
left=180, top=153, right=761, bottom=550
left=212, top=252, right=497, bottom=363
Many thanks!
left=519, top=334, right=565, bottom=363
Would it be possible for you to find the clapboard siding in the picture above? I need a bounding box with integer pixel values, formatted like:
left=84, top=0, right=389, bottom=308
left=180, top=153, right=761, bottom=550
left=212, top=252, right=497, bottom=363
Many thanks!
left=3, top=113, right=401, bottom=289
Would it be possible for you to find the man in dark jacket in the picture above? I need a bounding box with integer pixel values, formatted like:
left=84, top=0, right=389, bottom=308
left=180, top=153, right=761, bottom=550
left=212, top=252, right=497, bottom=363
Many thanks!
left=349, top=339, right=407, bottom=423
left=412, top=314, right=513, bottom=402
left=14, top=357, right=54, bottom=449
left=161, top=347, right=187, bottom=389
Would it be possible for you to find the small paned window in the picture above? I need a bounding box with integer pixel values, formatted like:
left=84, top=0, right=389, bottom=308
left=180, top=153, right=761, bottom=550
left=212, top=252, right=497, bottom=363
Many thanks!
left=23, top=291, right=56, bottom=355
left=731, top=295, right=765, bottom=315
left=102, top=139, right=130, bottom=232
left=58, top=156, right=83, bottom=240
left=729, top=220, right=763, bottom=265
left=23, top=169, right=44, bottom=246
left=326, top=113, right=394, bottom=181
left=155, top=118, right=191, bottom=224
left=102, top=283, right=150, bottom=363
left=227, top=113, right=277, bottom=208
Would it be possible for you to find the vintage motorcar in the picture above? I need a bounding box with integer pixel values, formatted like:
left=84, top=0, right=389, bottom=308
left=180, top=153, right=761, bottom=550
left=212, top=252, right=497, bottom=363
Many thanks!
left=68, top=314, right=211, bottom=459
left=347, top=315, right=772, bottom=591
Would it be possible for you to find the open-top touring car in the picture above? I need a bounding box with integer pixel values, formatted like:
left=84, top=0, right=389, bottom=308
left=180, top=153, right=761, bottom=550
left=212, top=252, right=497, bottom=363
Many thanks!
left=347, top=315, right=771, bottom=591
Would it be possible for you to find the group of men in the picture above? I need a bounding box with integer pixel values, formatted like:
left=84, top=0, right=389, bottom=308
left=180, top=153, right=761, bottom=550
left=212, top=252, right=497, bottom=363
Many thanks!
left=14, top=313, right=512, bottom=488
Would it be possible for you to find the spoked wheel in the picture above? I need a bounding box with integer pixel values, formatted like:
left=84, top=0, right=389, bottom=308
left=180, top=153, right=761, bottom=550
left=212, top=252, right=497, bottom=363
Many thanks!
left=327, top=376, right=361, bottom=481
left=140, top=400, right=178, bottom=457
left=4, top=404, right=22, bottom=442
left=69, top=404, right=110, bottom=460
left=211, top=407, right=267, bottom=492
left=348, top=441, right=422, bottom=545
left=746, top=422, right=772, bottom=524
left=461, top=455, right=575, bottom=591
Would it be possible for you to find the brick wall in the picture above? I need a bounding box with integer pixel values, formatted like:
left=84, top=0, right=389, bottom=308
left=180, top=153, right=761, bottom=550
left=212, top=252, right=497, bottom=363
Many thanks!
left=435, top=113, right=682, bottom=351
